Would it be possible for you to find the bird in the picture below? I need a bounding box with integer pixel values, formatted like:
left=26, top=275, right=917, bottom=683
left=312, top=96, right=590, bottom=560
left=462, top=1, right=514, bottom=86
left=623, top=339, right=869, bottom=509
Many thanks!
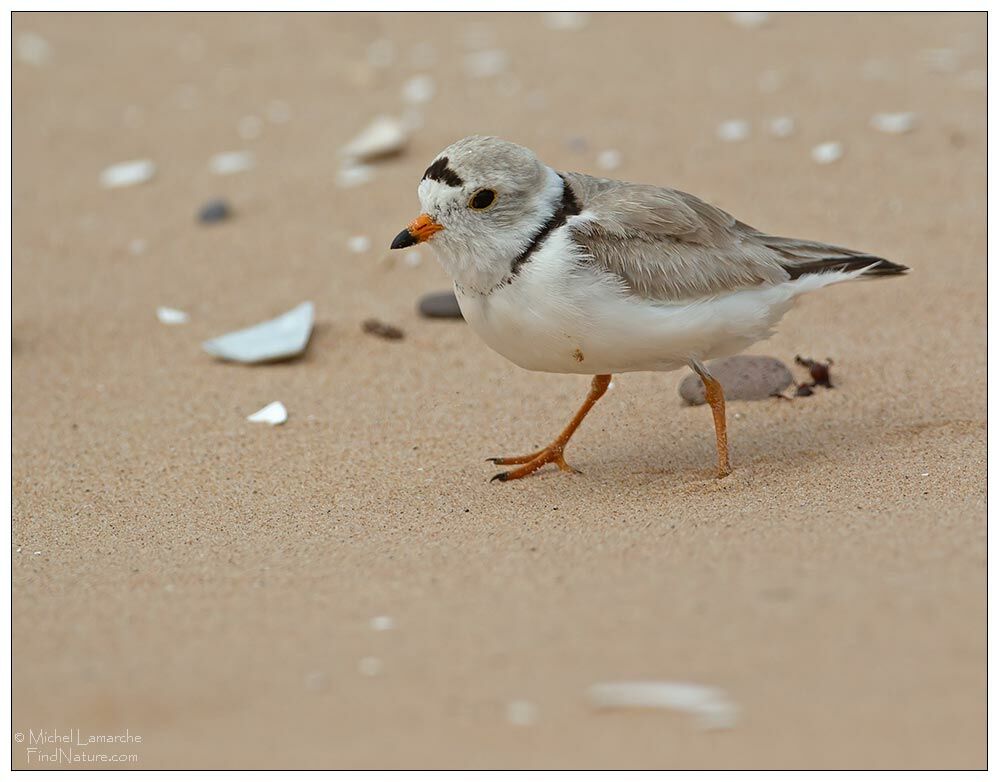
left=389, top=136, right=907, bottom=482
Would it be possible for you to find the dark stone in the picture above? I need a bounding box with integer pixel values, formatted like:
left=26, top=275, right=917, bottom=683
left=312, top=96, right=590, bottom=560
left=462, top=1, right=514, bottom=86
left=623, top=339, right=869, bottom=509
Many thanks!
left=678, top=355, right=793, bottom=405
left=362, top=319, right=404, bottom=340
left=198, top=199, right=231, bottom=224
left=417, top=291, right=463, bottom=320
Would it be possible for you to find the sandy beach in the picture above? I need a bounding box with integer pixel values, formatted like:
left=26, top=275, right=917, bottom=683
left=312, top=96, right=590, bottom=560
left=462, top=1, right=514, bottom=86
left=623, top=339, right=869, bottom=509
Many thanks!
left=12, top=12, right=985, bottom=769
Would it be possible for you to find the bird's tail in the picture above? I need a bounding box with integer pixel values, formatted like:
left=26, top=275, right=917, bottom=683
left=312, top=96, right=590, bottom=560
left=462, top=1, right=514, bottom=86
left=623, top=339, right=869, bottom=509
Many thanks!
left=782, top=255, right=909, bottom=280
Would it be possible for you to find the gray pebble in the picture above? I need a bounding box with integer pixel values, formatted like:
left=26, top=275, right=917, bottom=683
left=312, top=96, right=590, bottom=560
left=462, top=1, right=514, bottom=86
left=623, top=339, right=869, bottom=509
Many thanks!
left=678, top=355, right=792, bottom=405
left=417, top=290, right=463, bottom=320
left=198, top=199, right=231, bottom=224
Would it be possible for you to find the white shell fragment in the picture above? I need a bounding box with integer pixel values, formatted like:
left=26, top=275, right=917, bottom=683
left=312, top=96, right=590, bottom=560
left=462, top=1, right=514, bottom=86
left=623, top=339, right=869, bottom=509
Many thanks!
left=506, top=700, right=539, bottom=726
left=728, top=12, right=769, bottom=28
left=369, top=615, right=395, bottom=631
left=544, top=12, right=590, bottom=31
left=767, top=116, right=795, bottom=138
left=717, top=119, right=750, bottom=142
left=811, top=141, right=843, bottom=165
left=247, top=401, right=287, bottom=426
left=347, top=235, right=371, bottom=254
left=156, top=306, right=189, bottom=325
left=870, top=112, right=917, bottom=135
left=465, top=49, right=509, bottom=78
left=588, top=681, right=739, bottom=730
left=209, top=150, right=255, bottom=175
left=202, top=301, right=314, bottom=364
left=597, top=149, right=622, bottom=171
left=340, top=115, right=408, bottom=162
left=16, top=32, right=52, bottom=66
left=402, top=74, right=436, bottom=104
left=100, top=159, right=156, bottom=189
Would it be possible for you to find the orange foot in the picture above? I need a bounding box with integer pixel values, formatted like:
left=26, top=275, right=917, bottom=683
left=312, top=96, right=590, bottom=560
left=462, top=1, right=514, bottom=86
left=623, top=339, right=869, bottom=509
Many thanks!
left=485, top=374, right=612, bottom=484
left=487, top=445, right=582, bottom=482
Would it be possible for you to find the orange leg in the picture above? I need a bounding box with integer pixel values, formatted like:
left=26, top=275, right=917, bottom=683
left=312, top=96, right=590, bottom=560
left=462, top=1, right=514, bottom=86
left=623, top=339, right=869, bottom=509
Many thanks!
left=489, top=374, right=611, bottom=482
left=691, top=362, right=731, bottom=477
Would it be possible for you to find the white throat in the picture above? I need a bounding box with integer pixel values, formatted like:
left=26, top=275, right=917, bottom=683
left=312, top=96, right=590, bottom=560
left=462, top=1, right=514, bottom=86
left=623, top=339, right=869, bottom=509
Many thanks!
left=431, top=166, right=565, bottom=296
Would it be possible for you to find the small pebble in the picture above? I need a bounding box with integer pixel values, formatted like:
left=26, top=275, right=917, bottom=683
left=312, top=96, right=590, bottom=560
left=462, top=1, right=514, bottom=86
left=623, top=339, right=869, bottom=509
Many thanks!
left=198, top=199, right=231, bottom=224
left=358, top=656, right=382, bottom=676
left=544, top=12, right=590, bottom=30
left=767, top=116, right=795, bottom=138
left=100, top=159, right=155, bottom=189
left=128, top=238, right=147, bottom=256
left=465, top=49, right=509, bottom=78
left=870, top=112, right=917, bottom=135
left=15, top=32, right=52, bottom=66
left=717, top=119, right=750, bottom=142
left=794, top=383, right=814, bottom=397
left=209, top=150, right=254, bottom=175
left=156, top=307, right=189, bottom=325
left=418, top=291, right=463, bottom=320
left=811, top=141, right=843, bottom=165
left=567, top=136, right=588, bottom=153
left=597, top=149, right=622, bottom=171
left=506, top=700, right=539, bottom=726
left=728, top=12, right=769, bottom=28
left=237, top=115, right=263, bottom=140
left=678, top=355, right=793, bottom=405
left=370, top=615, right=395, bottom=631
left=347, top=235, right=371, bottom=253
left=247, top=401, right=288, bottom=426
left=362, top=319, right=405, bottom=341
left=795, top=355, right=833, bottom=388
left=404, top=249, right=422, bottom=267
left=402, top=74, right=436, bottom=104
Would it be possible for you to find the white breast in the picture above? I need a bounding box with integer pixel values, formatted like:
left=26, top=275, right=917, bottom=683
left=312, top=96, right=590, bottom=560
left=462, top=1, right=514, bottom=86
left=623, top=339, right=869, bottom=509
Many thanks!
left=456, top=228, right=863, bottom=375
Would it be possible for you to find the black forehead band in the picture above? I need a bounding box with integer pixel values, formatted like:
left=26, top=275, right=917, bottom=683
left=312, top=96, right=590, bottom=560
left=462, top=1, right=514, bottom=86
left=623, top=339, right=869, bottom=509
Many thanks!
left=422, top=156, right=464, bottom=188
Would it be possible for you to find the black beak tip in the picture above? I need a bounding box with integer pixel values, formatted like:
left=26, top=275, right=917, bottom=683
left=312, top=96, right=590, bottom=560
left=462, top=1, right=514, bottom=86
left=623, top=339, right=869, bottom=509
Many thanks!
left=390, top=229, right=417, bottom=250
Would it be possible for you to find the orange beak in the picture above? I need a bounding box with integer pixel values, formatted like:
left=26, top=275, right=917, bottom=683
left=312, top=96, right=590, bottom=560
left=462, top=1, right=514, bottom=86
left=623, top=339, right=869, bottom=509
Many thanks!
left=390, top=213, right=444, bottom=249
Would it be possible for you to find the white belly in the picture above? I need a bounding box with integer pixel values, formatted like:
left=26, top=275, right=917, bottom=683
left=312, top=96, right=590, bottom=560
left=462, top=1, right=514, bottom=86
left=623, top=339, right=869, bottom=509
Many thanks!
left=455, top=227, right=861, bottom=375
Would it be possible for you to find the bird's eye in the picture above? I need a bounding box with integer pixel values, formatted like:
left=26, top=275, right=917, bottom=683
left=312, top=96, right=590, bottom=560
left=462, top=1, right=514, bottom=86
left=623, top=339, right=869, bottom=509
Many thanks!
left=469, top=189, right=497, bottom=210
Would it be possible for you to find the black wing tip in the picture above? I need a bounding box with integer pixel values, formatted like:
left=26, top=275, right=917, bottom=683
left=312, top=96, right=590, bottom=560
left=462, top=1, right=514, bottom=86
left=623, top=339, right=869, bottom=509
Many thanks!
left=784, top=256, right=909, bottom=279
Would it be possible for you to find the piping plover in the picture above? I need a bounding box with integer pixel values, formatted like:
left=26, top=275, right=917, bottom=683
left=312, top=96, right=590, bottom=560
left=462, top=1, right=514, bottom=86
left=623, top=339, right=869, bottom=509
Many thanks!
left=390, top=136, right=907, bottom=481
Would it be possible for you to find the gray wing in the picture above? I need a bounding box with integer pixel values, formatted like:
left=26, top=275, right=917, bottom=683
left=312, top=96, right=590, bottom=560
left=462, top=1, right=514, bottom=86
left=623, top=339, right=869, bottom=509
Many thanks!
left=562, top=171, right=901, bottom=301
